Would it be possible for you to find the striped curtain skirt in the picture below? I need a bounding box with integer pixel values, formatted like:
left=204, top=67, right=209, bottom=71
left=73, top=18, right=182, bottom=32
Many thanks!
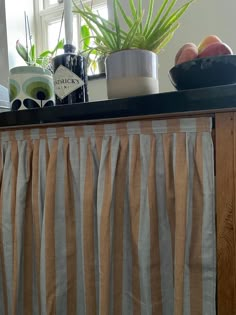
left=0, top=117, right=215, bottom=315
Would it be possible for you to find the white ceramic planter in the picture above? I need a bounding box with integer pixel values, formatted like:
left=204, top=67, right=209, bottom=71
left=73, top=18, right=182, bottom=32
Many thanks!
left=105, top=49, right=159, bottom=99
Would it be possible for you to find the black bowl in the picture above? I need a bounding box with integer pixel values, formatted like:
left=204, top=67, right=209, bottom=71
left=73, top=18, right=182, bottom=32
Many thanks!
left=169, top=55, right=236, bottom=90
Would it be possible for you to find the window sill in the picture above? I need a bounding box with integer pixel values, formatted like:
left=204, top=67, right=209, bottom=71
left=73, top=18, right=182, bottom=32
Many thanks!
left=88, top=73, right=106, bottom=81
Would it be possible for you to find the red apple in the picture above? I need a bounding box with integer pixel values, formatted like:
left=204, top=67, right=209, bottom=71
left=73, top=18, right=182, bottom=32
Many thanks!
left=175, top=43, right=198, bottom=65
left=198, top=35, right=222, bottom=53
left=198, top=42, right=233, bottom=58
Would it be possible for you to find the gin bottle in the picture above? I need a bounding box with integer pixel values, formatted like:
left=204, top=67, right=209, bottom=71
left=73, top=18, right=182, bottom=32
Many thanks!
left=53, top=44, right=89, bottom=105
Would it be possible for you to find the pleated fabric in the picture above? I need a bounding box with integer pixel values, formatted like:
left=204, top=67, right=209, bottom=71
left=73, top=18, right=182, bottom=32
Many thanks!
left=0, top=117, right=215, bottom=315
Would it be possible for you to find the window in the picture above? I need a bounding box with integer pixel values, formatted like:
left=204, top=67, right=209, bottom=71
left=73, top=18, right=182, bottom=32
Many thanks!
left=34, top=0, right=108, bottom=59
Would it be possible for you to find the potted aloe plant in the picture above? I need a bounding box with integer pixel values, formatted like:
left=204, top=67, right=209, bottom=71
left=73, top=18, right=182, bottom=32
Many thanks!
left=74, top=0, right=194, bottom=99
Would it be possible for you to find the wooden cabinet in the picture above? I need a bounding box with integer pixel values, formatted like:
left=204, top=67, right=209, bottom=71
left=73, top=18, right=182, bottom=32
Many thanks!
left=1, top=84, right=236, bottom=313
left=216, top=112, right=236, bottom=315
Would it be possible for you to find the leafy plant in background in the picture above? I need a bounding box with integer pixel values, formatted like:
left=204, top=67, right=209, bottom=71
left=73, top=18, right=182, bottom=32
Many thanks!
left=16, top=39, right=64, bottom=69
left=80, top=23, right=104, bottom=74
left=74, top=0, right=194, bottom=55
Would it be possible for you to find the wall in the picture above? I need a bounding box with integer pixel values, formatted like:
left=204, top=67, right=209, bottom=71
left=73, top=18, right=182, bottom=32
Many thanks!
left=88, top=78, right=107, bottom=101
left=0, top=0, right=9, bottom=87
left=108, top=0, right=236, bottom=92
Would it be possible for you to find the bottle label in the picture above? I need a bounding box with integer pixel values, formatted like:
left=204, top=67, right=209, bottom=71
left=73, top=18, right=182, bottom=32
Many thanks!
left=53, top=65, right=85, bottom=100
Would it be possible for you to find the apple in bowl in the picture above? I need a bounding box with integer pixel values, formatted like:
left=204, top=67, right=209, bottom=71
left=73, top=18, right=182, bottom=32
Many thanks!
left=169, top=36, right=236, bottom=90
left=175, top=35, right=233, bottom=65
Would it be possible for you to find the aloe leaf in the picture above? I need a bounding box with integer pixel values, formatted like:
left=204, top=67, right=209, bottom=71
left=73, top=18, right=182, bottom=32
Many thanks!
left=75, top=5, right=113, bottom=29
left=117, top=0, right=133, bottom=28
left=82, top=16, right=117, bottom=52
left=148, top=22, right=179, bottom=51
left=131, top=34, right=146, bottom=48
left=74, top=0, right=193, bottom=54
left=80, top=13, right=111, bottom=35
left=146, top=0, right=178, bottom=38
left=113, top=0, right=121, bottom=48
left=143, top=0, right=154, bottom=34
left=138, top=0, right=143, bottom=32
left=75, top=5, right=128, bottom=37
left=144, top=0, right=169, bottom=36
left=157, top=0, right=178, bottom=28
left=76, top=9, right=115, bottom=35
left=122, top=18, right=142, bottom=49
left=95, top=14, right=120, bottom=49
left=160, top=1, right=193, bottom=30
left=147, top=1, right=193, bottom=42
left=98, top=13, right=119, bottom=49
left=76, top=7, right=129, bottom=49
left=88, top=48, right=99, bottom=55
left=129, top=0, right=137, bottom=19
left=154, top=29, right=177, bottom=53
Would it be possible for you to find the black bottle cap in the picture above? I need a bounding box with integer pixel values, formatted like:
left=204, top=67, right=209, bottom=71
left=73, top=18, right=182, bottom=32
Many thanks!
left=64, top=44, right=76, bottom=53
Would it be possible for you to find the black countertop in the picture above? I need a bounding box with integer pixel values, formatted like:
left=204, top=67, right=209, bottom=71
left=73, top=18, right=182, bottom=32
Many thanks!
left=1, top=84, right=236, bottom=128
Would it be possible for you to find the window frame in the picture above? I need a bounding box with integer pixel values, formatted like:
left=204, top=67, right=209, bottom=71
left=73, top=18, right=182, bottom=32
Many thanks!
left=33, top=0, right=107, bottom=55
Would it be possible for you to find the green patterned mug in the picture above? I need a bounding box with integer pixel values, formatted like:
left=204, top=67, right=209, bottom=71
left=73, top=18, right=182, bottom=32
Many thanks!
left=9, top=66, right=55, bottom=110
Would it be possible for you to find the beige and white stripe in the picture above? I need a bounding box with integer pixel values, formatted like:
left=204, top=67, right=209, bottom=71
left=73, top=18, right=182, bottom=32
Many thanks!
left=0, top=117, right=215, bottom=314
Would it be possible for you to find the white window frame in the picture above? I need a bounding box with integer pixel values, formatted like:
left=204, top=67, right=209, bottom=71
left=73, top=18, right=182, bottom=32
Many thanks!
left=33, top=0, right=107, bottom=55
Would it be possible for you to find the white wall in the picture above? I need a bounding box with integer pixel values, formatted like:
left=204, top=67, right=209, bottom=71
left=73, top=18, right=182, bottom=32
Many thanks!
left=88, top=78, right=107, bottom=101
left=108, top=0, right=236, bottom=92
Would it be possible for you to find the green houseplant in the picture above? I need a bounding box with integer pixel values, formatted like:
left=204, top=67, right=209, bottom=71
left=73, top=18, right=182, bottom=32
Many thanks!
left=74, top=0, right=194, bottom=98
left=16, top=39, right=64, bottom=71
left=12, top=39, right=64, bottom=110
left=80, top=24, right=106, bottom=74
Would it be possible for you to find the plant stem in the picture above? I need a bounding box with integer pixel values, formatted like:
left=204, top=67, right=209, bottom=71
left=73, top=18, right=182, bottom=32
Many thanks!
left=24, top=11, right=29, bottom=63
left=57, top=10, right=64, bottom=53
left=27, top=15, right=33, bottom=53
